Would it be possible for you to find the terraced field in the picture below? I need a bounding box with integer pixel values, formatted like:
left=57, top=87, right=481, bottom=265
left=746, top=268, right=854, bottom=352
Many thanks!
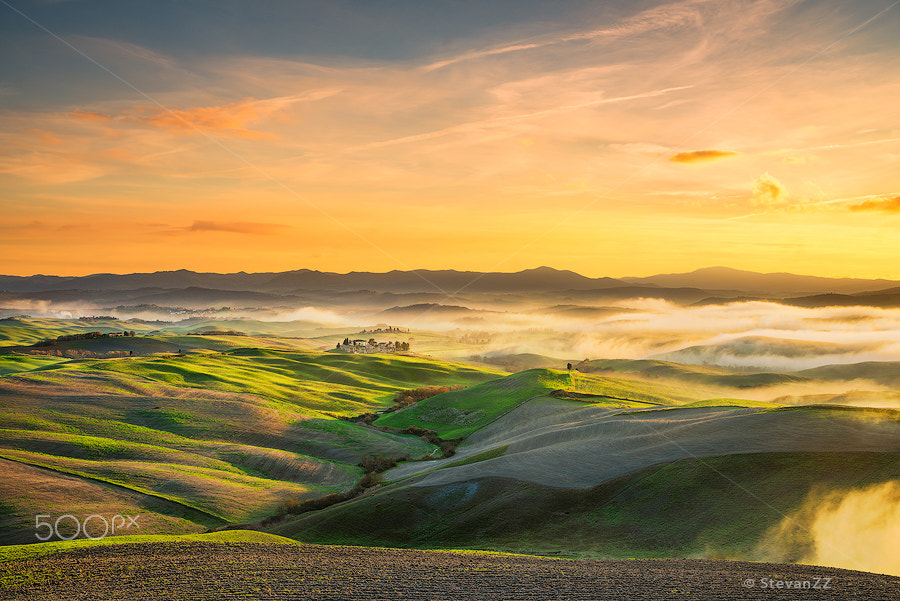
left=2, top=540, right=898, bottom=600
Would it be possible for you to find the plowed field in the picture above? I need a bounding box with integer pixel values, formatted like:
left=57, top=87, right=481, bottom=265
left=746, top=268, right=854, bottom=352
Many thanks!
left=3, top=542, right=898, bottom=600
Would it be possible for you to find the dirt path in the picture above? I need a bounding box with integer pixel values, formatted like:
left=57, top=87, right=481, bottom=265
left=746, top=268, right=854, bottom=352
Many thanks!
left=2, top=542, right=898, bottom=600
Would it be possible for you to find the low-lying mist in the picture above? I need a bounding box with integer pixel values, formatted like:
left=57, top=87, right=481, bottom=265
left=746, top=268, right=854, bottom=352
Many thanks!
left=758, top=481, right=900, bottom=577
left=392, top=299, right=900, bottom=371
left=9, top=294, right=900, bottom=375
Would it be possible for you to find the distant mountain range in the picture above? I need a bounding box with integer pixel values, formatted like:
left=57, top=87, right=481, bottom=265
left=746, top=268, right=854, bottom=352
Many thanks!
left=3, top=265, right=897, bottom=295
left=621, top=266, right=898, bottom=296
left=2, top=267, right=899, bottom=310
left=0, top=267, right=624, bottom=294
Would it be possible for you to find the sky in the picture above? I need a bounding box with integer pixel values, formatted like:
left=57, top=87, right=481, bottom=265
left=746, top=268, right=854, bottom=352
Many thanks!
left=1, top=0, right=899, bottom=278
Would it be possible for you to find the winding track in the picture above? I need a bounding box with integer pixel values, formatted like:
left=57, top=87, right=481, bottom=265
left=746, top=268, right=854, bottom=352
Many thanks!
left=2, top=542, right=898, bottom=600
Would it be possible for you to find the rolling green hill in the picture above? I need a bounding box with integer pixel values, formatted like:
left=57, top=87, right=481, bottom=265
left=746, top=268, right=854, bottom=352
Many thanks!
left=0, top=348, right=502, bottom=544
left=374, top=368, right=721, bottom=439
left=0, top=317, right=155, bottom=347
left=273, top=452, right=900, bottom=559
left=0, top=529, right=299, bottom=563
left=3, top=316, right=899, bottom=581
left=0, top=354, right=70, bottom=376
left=574, top=358, right=810, bottom=389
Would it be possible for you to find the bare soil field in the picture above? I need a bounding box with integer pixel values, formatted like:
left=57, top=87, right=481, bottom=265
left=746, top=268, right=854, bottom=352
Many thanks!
left=2, top=541, right=898, bottom=600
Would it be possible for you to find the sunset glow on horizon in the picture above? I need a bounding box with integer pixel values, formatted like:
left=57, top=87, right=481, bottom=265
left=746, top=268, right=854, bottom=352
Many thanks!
left=2, top=0, right=899, bottom=279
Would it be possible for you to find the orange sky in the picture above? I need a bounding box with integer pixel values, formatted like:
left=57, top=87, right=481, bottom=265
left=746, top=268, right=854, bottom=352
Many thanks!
left=2, top=0, right=899, bottom=278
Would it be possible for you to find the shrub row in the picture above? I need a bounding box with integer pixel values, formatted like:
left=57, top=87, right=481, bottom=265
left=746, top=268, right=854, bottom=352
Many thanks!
left=390, top=385, right=464, bottom=411
left=265, top=453, right=409, bottom=524
left=403, top=426, right=462, bottom=458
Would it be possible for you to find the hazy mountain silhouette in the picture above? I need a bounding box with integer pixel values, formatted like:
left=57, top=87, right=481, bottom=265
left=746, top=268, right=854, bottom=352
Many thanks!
left=0, top=267, right=624, bottom=294
left=621, top=266, right=898, bottom=296
left=2, top=267, right=899, bottom=301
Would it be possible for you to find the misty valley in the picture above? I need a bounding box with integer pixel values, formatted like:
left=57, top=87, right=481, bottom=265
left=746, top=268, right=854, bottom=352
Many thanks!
left=0, top=267, right=898, bottom=599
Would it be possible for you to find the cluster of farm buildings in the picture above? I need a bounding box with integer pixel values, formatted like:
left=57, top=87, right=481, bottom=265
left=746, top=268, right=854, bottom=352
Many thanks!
left=337, top=338, right=410, bottom=354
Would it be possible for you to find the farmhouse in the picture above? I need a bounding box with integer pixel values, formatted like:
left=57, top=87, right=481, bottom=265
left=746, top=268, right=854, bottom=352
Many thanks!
left=336, top=338, right=410, bottom=354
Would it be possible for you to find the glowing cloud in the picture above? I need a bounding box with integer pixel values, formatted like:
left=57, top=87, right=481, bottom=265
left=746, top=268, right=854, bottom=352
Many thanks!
left=140, top=101, right=278, bottom=139
left=69, top=110, right=113, bottom=123
left=751, top=172, right=787, bottom=207
left=3, top=0, right=900, bottom=277
left=68, top=95, right=318, bottom=139
left=849, top=195, right=900, bottom=213
left=669, top=149, right=739, bottom=163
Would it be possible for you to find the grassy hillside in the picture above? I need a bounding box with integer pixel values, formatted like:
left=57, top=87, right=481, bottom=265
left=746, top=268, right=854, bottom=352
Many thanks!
left=798, top=361, right=900, bottom=388
left=375, top=368, right=720, bottom=439
left=0, top=354, right=69, bottom=376
left=0, top=529, right=297, bottom=563
left=0, top=317, right=156, bottom=347
left=476, top=352, right=567, bottom=372
left=0, top=348, right=501, bottom=543
left=272, top=452, right=900, bottom=559
left=575, top=358, right=809, bottom=389
left=382, top=398, right=899, bottom=489
left=150, top=319, right=336, bottom=338
left=4, top=313, right=898, bottom=574
left=85, top=348, right=504, bottom=416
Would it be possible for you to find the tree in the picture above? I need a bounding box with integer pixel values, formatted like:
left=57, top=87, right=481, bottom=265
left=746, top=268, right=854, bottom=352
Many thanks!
left=567, top=363, right=573, bottom=370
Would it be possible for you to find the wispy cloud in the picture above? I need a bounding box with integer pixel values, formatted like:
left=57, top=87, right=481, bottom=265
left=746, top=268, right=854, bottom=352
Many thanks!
left=3, top=0, right=899, bottom=277
left=185, top=221, right=288, bottom=235
left=67, top=90, right=340, bottom=141
left=68, top=95, right=318, bottom=139
left=69, top=110, right=113, bottom=123
left=670, top=149, right=739, bottom=163
left=422, top=0, right=731, bottom=71
left=351, top=86, right=693, bottom=151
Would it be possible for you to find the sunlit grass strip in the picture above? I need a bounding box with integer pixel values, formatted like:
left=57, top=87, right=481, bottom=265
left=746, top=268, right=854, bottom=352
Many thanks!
left=80, top=349, right=503, bottom=416
left=441, top=445, right=509, bottom=469
left=0, top=354, right=70, bottom=376
left=0, top=530, right=300, bottom=564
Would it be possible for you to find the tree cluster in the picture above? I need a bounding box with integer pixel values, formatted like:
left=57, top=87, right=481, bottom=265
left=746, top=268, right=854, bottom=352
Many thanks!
left=35, top=330, right=137, bottom=347
left=389, top=385, right=463, bottom=411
